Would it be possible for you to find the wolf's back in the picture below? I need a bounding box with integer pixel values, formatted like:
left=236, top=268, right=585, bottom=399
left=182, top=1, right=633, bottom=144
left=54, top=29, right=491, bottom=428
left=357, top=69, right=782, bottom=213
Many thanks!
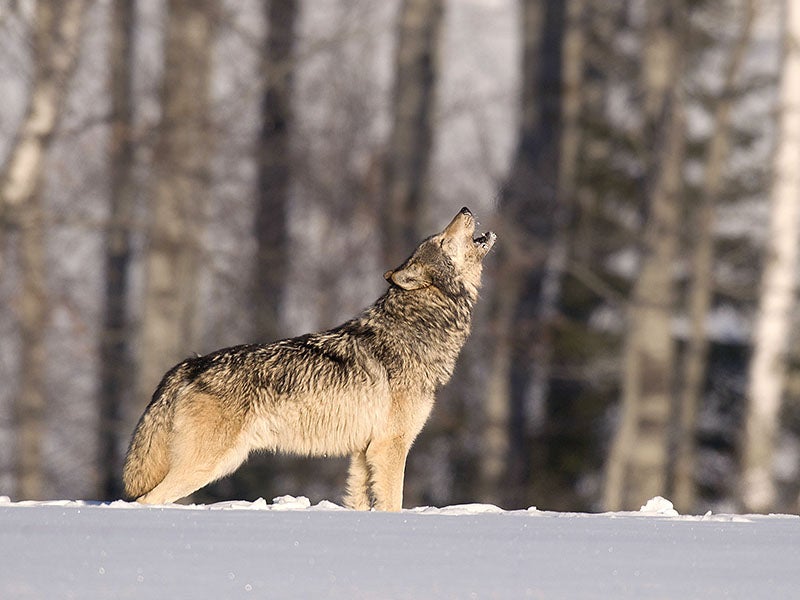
left=122, top=364, right=185, bottom=500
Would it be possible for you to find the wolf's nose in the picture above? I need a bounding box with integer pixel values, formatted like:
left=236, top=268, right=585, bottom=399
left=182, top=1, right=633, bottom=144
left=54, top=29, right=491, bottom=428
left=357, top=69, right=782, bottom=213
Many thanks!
left=459, top=206, right=472, bottom=216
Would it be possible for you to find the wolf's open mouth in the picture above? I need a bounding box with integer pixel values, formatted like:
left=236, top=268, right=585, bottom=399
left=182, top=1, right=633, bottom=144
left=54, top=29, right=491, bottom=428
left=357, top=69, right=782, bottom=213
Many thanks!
left=473, top=231, right=496, bottom=249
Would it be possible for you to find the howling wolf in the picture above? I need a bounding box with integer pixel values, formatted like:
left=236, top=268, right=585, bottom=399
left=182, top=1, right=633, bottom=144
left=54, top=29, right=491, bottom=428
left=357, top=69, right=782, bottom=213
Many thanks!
left=122, top=207, right=496, bottom=510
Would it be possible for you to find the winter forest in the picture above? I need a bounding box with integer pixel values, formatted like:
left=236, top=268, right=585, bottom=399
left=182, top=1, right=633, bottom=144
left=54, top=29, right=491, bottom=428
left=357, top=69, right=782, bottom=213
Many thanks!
left=1, top=0, right=799, bottom=516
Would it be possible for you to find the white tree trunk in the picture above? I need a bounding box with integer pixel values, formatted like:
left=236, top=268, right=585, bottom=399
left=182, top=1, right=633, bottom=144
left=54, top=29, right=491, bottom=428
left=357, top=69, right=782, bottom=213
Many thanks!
left=0, top=0, right=87, bottom=500
left=742, top=0, right=800, bottom=513
left=137, top=0, right=212, bottom=402
left=253, top=0, right=297, bottom=344
left=673, top=0, right=755, bottom=514
left=604, top=3, right=686, bottom=511
left=98, top=0, right=137, bottom=500
left=0, top=0, right=86, bottom=270
left=382, top=0, right=444, bottom=265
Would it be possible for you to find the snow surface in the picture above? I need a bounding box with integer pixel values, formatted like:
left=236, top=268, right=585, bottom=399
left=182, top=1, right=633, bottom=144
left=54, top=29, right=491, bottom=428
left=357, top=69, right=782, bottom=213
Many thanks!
left=1, top=494, right=799, bottom=599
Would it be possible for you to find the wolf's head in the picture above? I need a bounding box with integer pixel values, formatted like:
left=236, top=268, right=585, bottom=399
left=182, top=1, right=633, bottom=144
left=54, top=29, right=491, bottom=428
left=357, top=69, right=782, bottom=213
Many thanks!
left=384, top=207, right=496, bottom=300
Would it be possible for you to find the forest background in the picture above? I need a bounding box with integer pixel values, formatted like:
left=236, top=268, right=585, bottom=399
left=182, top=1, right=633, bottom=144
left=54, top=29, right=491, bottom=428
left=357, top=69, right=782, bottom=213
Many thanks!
left=1, top=0, right=799, bottom=515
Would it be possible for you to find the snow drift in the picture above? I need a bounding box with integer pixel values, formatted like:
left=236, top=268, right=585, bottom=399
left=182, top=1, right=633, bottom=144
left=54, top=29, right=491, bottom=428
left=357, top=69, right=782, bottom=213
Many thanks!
left=1, top=495, right=798, bottom=599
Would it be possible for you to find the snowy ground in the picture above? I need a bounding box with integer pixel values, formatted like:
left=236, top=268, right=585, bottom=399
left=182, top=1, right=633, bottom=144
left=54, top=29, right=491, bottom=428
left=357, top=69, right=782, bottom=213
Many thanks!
left=1, top=495, right=798, bottom=599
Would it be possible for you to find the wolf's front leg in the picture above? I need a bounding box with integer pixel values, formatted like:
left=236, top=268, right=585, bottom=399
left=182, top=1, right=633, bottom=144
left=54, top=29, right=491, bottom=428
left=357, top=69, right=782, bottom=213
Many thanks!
left=343, top=450, right=371, bottom=510
left=365, top=437, right=408, bottom=511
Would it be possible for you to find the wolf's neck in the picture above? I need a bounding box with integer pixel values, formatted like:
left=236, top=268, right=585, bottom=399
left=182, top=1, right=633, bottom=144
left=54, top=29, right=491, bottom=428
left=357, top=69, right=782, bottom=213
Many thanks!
left=360, top=285, right=476, bottom=389
left=381, top=285, right=474, bottom=336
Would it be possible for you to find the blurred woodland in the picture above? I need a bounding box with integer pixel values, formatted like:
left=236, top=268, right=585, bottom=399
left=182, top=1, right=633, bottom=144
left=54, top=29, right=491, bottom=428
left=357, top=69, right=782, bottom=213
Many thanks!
left=2, top=0, right=800, bottom=515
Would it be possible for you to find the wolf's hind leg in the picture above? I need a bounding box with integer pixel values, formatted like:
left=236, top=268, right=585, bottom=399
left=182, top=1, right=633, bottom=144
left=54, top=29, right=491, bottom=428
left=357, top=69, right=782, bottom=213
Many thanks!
left=137, top=393, right=248, bottom=504
left=343, top=450, right=371, bottom=510
left=365, top=437, right=408, bottom=512
left=137, top=443, right=248, bottom=504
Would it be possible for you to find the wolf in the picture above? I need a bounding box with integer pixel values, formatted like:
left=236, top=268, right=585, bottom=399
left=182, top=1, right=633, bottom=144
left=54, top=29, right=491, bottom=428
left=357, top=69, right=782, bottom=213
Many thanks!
left=122, top=207, right=495, bottom=510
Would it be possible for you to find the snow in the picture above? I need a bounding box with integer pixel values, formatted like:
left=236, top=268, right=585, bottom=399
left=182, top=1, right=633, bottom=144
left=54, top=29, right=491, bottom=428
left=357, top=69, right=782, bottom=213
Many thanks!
left=638, top=495, right=679, bottom=516
left=1, top=495, right=799, bottom=599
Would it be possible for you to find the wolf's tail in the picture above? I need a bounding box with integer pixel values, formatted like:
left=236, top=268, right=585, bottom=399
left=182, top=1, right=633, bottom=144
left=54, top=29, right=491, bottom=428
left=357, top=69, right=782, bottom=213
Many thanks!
left=121, top=364, right=186, bottom=500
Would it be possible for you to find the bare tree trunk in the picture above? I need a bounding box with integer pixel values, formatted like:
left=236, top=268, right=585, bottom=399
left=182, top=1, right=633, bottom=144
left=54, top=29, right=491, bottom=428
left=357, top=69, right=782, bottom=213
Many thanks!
left=137, top=0, right=213, bottom=402
left=0, top=0, right=87, bottom=500
left=480, top=0, right=566, bottom=506
left=0, top=0, right=86, bottom=272
left=569, top=3, right=619, bottom=270
left=480, top=274, right=520, bottom=503
left=479, top=0, right=541, bottom=505
left=253, top=0, right=297, bottom=344
left=219, top=0, right=299, bottom=504
left=557, top=0, right=585, bottom=206
left=479, top=0, right=544, bottom=505
left=97, top=0, right=136, bottom=501
left=673, top=0, right=755, bottom=514
left=604, top=2, right=686, bottom=511
left=742, top=0, right=800, bottom=514
left=16, top=203, right=47, bottom=500
left=382, top=0, right=443, bottom=265
left=525, top=0, right=586, bottom=454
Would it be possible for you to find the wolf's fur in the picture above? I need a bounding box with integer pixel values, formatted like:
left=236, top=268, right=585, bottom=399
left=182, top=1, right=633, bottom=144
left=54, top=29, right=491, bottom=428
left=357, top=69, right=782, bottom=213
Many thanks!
left=122, top=207, right=496, bottom=510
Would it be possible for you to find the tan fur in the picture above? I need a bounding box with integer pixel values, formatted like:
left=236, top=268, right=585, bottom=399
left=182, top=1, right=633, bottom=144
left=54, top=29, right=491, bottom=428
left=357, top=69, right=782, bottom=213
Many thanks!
left=122, top=208, right=496, bottom=510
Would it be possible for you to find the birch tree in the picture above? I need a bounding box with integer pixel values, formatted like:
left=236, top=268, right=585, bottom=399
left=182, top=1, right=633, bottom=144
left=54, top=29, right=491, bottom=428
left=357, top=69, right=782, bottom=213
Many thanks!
left=220, top=0, right=299, bottom=504
left=98, top=0, right=136, bottom=500
left=0, top=0, right=87, bottom=270
left=137, top=0, right=213, bottom=403
left=382, top=0, right=444, bottom=266
left=0, top=0, right=87, bottom=500
left=481, top=0, right=566, bottom=506
left=253, top=0, right=297, bottom=344
left=604, top=2, right=687, bottom=511
left=673, top=0, right=755, bottom=513
left=741, top=0, right=800, bottom=513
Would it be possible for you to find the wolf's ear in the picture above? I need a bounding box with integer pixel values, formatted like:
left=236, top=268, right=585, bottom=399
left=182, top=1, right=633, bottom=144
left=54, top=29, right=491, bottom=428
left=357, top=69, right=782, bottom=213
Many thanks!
left=385, top=262, right=431, bottom=290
